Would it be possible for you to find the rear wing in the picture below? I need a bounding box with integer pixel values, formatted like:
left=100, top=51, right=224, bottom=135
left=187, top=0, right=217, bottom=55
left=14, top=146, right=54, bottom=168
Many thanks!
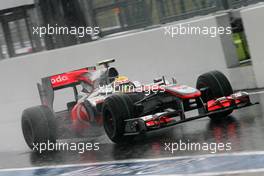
left=37, top=66, right=96, bottom=110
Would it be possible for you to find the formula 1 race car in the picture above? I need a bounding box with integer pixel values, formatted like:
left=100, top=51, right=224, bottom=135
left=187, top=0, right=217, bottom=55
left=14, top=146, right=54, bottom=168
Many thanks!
left=21, top=59, right=257, bottom=150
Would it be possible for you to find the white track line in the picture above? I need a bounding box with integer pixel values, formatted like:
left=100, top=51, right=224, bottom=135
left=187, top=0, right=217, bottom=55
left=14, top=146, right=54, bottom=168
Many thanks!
left=165, top=168, right=264, bottom=176
left=151, top=168, right=264, bottom=176
left=68, top=168, right=264, bottom=176
left=1, top=150, right=264, bottom=172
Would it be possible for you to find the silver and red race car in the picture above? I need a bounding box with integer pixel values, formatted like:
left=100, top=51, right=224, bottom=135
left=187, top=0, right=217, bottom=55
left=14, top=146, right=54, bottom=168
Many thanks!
left=21, top=59, right=257, bottom=150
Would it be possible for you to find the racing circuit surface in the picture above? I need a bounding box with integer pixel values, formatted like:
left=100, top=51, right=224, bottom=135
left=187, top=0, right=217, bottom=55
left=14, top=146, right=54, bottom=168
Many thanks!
left=1, top=91, right=264, bottom=175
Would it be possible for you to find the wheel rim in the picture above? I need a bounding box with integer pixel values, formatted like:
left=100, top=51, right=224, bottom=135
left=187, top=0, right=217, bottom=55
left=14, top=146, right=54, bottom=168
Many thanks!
left=197, top=82, right=214, bottom=102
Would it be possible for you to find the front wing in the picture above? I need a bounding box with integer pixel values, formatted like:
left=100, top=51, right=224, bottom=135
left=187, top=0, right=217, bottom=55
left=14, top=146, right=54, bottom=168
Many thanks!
left=123, top=92, right=258, bottom=135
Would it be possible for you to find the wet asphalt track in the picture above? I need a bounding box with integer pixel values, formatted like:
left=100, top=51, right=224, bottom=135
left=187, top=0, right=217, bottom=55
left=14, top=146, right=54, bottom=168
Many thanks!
left=1, top=90, right=264, bottom=175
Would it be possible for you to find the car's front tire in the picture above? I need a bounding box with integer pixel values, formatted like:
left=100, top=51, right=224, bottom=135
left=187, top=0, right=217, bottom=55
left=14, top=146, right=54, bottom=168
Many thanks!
left=196, top=70, right=233, bottom=120
left=21, top=105, right=57, bottom=151
left=102, top=93, right=143, bottom=144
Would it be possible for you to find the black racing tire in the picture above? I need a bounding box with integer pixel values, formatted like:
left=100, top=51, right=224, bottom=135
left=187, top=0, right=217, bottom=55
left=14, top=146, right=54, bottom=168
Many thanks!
left=102, top=93, right=143, bottom=144
left=21, top=105, right=57, bottom=151
left=196, top=70, right=233, bottom=120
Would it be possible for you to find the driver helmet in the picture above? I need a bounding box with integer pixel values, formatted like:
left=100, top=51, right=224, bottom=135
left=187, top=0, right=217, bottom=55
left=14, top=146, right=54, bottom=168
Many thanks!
left=114, top=76, right=134, bottom=92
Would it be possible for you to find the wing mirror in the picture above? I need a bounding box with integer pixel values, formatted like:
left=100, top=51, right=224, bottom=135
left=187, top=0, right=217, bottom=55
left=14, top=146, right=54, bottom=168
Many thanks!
left=154, top=76, right=167, bottom=85
left=172, top=77, right=177, bottom=84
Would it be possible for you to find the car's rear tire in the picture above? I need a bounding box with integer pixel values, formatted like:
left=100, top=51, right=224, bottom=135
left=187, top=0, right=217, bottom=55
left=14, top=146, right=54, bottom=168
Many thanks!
left=196, top=70, right=233, bottom=120
left=102, top=93, right=143, bottom=144
left=21, top=105, right=57, bottom=151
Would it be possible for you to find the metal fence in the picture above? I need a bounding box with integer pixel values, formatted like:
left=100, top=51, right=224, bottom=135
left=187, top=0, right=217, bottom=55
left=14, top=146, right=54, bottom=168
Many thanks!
left=157, top=0, right=221, bottom=24
left=93, top=0, right=150, bottom=35
left=229, top=0, right=264, bottom=8
left=93, top=0, right=264, bottom=36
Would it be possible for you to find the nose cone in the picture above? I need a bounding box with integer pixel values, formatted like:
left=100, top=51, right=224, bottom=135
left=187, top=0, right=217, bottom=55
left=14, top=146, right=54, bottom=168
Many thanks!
left=164, top=85, right=201, bottom=99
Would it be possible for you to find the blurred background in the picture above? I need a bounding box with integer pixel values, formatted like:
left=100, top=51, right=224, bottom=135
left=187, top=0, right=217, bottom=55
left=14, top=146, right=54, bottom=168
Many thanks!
left=0, top=0, right=262, bottom=62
